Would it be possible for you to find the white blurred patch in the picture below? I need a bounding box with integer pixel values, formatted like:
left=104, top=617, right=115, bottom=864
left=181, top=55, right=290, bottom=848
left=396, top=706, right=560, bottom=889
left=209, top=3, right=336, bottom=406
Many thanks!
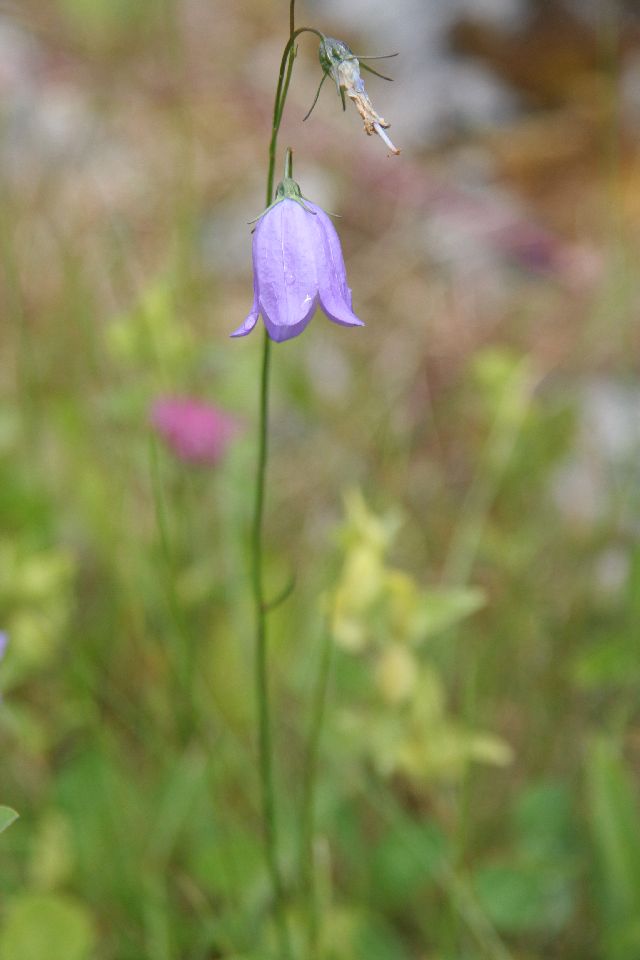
left=551, top=379, right=640, bottom=528
left=308, top=0, right=522, bottom=147
left=304, top=336, right=352, bottom=401
left=0, top=16, right=40, bottom=99
left=201, top=191, right=262, bottom=279
left=593, top=548, right=630, bottom=597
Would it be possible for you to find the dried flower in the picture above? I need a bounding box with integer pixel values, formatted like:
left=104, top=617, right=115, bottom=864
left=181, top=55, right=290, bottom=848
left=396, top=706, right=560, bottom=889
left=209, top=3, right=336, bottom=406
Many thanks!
left=231, top=172, right=364, bottom=343
left=318, top=36, right=400, bottom=155
left=151, top=397, right=239, bottom=465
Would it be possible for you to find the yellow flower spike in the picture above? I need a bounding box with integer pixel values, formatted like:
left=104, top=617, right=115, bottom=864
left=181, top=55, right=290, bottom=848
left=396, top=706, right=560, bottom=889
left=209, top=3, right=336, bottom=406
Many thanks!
left=467, top=733, right=514, bottom=767
left=385, top=569, right=421, bottom=642
left=375, top=644, right=418, bottom=705
left=342, top=489, right=401, bottom=555
left=410, top=667, right=447, bottom=726
left=332, top=608, right=367, bottom=652
left=341, top=545, right=385, bottom=612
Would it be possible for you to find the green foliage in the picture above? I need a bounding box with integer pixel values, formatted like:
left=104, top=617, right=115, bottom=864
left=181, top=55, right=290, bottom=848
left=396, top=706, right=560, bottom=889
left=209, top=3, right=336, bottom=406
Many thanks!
left=56, top=0, right=162, bottom=49
left=331, top=491, right=511, bottom=784
left=514, top=781, right=578, bottom=864
left=29, top=812, right=76, bottom=890
left=586, top=738, right=640, bottom=960
left=106, top=274, right=195, bottom=378
left=0, top=542, right=75, bottom=686
left=472, top=781, right=579, bottom=937
left=1, top=293, right=633, bottom=959
left=1, top=8, right=638, bottom=956
left=573, top=548, right=640, bottom=690
left=0, top=894, right=94, bottom=960
left=0, top=807, right=19, bottom=834
left=352, top=916, right=410, bottom=960
left=371, top=819, right=447, bottom=907
left=473, top=865, right=573, bottom=936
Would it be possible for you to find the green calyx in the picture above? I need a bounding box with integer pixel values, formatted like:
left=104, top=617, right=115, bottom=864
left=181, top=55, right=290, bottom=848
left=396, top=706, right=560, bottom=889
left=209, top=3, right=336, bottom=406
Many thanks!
left=306, top=36, right=396, bottom=121
left=273, top=175, right=316, bottom=214
left=248, top=151, right=316, bottom=226
left=275, top=176, right=304, bottom=202
left=318, top=36, right=354, bottom=75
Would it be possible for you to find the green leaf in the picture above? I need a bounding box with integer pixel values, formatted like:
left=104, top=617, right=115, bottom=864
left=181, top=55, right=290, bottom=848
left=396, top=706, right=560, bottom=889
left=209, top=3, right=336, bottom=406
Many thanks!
left=0, top=806, right=19, bottom=834
left=0, top=894, right=94, bottom=960
left=573, top=636, right=640, bottom=688
left=354, top=915, right=409, bottom=960
left=586, top=737, right=640, bottom=958
left=413, top=587, right=485, bottom=641
left=473, top=864, right=574, bottom=935
left=371, top=819, right=447, bottom=906
left=514, top=781, right=578, bottom=863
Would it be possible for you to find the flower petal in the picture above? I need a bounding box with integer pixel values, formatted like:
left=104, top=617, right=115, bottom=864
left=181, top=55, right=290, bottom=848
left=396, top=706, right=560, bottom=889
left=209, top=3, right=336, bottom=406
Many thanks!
left=311, top=204, right=364, bottom=328
left=255, top=199, right=319, bottom=337
left=230, top=279, right=260, bottom=338
left=262, top=294, right=317, bottom=343
left=230, top=306, right=259, bottom=338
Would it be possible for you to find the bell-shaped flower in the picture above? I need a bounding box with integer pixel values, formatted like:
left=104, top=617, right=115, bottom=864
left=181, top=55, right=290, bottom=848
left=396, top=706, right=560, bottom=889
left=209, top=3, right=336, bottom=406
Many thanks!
left=231, top=174, right=364, bottom=343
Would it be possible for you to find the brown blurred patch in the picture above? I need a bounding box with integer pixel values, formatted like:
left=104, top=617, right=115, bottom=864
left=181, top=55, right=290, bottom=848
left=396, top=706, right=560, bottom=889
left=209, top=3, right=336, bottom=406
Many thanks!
left=450, top=3, right=637, bottom=108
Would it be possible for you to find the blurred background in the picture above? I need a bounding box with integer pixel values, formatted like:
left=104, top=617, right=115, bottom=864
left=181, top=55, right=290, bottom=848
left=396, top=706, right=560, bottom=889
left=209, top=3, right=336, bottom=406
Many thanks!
left=1, top=0, right=640, bottom=957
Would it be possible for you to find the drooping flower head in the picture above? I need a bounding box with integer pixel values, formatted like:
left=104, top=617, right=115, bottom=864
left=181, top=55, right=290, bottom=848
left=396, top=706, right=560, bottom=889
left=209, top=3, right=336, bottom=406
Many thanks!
left=151, top=397, right=239, bottom=465
left=231, top=161, right=364, bottom=343
left=318, top=36, right=400, bottom=156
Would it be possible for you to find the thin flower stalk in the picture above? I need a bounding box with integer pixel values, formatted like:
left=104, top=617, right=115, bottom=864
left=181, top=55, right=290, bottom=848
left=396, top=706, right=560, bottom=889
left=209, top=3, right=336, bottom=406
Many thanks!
left=250, top=5, right=306, bottom=958
left=240, top=3, right=398, bottom=955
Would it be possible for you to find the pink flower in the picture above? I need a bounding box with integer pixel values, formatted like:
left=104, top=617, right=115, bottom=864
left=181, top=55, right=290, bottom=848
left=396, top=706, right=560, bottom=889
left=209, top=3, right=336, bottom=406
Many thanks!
left=151, top=397, right=239, bottom=465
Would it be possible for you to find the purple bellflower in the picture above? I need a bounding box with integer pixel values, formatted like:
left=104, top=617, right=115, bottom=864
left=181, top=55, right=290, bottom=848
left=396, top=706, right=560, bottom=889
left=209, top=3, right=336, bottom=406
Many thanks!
left=231, top=171, right=364, bottom=343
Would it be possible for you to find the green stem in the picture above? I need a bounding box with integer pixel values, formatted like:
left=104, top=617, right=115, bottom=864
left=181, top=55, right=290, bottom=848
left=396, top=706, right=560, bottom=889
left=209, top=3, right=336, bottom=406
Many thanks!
left=284, top=147, right=293, bottom=180
left=252, top=6, right=325, bottom=958
left=441, top=360, right=533, bottom=953
left=0, top=178, right=36, bottom=449
left=148, top=438, right=195, bottom=743
left=253, top=326, right=288, bottom=955
left=367, top=780, right=514, bottom=960
left=266, top=24, right=325, bottom=206
left=300, top=618, right=334, bottom=956
left=442, top=359, right=533, bottom=588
